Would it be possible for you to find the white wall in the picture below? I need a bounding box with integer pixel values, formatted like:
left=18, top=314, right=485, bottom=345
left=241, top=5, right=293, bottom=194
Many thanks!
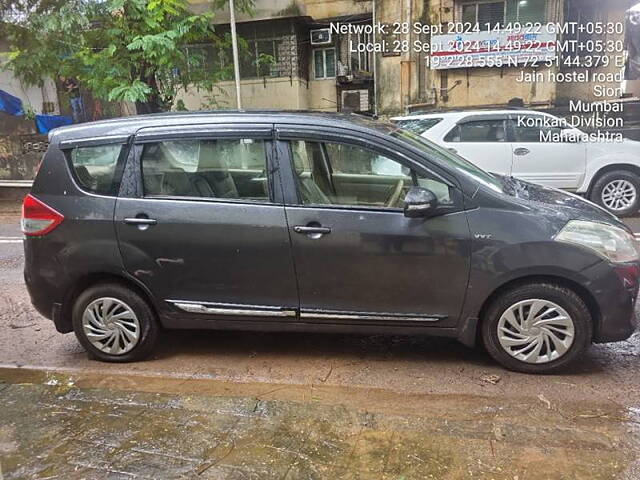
left=0, top=59, right=60, bottom=115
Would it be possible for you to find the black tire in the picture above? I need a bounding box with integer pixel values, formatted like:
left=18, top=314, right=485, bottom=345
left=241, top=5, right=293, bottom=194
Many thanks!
left=481, top=283, right=592, bottom=374
left=72, top=283, right=159, bottom=362
left=589, top=170, right=640, bottom=217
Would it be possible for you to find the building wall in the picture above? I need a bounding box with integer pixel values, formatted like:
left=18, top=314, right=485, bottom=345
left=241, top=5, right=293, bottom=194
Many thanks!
left=182, top=0, right=365, bottom=113
left=191, top=0, right=372, bottom=25
left=308, top=79, right=338, bottom=111
left=443, top=67, right=558, bottom=107
left=177, top=77, right=315, bottom=110
left=382, top=0, right=630, bottom=114
left=177, top=76, right=341, bottom=112
left=375, top=0, right=429, bottom=114
left=381, top=0, right=565, bottom=114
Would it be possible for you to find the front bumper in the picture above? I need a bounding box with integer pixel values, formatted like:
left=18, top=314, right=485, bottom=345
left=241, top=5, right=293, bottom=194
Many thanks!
left=590, top=261, right=640, bottom=343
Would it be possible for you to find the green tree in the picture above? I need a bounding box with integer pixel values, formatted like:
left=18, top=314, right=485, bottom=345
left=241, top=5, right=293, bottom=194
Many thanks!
left=3, top=0, right=252, bottom=113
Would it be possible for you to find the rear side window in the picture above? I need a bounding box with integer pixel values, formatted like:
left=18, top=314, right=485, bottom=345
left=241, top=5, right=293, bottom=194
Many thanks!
left=69, top=144, right=123, bottom=195
left=444, top=120, right=506, bottom=143
left=140, top=138, right=269, bottom=202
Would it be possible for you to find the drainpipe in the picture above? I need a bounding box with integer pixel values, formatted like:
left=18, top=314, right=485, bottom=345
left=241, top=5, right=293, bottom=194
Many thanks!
left=372, top=0, right=379, bottom=116
left=229, top=0, right=243, bottom=110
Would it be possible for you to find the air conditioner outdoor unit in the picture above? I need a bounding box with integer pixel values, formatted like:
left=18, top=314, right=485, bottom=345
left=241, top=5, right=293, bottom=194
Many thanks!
left=341, top=89, right=370, bottom=112
left=310, top=28, right=332, bottom=45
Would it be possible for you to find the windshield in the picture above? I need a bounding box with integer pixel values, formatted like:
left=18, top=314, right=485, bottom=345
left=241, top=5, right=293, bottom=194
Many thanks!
left=388, top=125, right=503, bottom=193
left=393, top=117, right=443, bottom=134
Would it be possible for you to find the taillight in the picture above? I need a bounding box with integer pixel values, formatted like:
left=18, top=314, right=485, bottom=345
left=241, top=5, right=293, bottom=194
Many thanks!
left=21, top=194, right=64, bottom=236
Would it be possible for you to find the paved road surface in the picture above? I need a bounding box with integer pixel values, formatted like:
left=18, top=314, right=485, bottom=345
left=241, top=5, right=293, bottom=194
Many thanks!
left=1, top=211, right=639, bottom=479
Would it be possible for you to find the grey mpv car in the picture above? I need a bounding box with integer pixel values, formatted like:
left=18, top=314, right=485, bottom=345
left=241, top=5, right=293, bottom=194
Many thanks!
left=23, top=112, right=639, bottom=373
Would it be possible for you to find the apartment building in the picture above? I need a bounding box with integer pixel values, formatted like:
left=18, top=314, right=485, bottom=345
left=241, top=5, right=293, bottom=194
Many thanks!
left=179, top=0, right=635, bottom=115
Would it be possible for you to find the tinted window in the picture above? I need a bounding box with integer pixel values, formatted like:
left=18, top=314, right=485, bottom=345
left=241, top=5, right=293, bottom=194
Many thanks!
left=445, top=120, right=506, bottom=142
left=395, top=118, right=443, bottom=134
left=70, top=144, right=123, bottom=195
left=141, top=138, right=269, bottom=201
left=291, top=140, right=453, bottom=208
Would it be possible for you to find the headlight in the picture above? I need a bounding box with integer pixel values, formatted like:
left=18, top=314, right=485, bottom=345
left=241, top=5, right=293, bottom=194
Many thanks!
left=554, top=220, right=639, bottom=263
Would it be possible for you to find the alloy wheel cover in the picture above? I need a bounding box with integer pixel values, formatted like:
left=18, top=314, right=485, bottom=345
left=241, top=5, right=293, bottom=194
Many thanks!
left=81, top=297, right=141, bottom=355
left=497, top=299, right=575, bottom=364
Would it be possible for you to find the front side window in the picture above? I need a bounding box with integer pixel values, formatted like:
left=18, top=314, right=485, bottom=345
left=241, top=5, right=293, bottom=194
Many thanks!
left=313, top=48, right=336, bottom=80
left=387, top=126, right=504, bottom=193
left=141, top=138, right=269, bottom=201
left=290, top=140, right=453, bottom=208
left=445, top=120, right=507, bottom=142
left=69, top=144, right=123, bottom=195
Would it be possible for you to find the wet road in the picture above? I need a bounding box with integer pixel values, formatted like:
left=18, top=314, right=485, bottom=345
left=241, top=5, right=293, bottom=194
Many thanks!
left=1, top=211, right=640, bottom=478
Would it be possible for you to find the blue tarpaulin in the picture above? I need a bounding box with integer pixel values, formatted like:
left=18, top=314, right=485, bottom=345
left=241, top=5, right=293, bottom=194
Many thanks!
left=35, top=114, right=73, bottom=134
left=0, top=89, right=24, bottom=116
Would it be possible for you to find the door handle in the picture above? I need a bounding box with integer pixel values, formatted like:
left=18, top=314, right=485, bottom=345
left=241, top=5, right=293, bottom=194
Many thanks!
left=124, top=217, right=157, bottom=225
left=294, top=226, right=331, bottom=235
left=514, top=147, right=530, bottom=156
left=447, top=147, right=458, bottom=154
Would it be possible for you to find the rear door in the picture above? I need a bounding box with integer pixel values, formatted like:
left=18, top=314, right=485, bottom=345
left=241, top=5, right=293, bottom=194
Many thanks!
left=439, top=115, right=513, bottom=175
left=115, top=124, right=299, bottom=319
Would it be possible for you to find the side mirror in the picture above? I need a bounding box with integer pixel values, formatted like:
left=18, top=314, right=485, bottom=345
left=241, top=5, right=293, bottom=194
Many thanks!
left=403, top=187, right=438, bottom=218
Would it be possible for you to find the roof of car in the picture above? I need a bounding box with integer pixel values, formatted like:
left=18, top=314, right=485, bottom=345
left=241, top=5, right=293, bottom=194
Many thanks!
left=49, top=110, right=389, bottom=143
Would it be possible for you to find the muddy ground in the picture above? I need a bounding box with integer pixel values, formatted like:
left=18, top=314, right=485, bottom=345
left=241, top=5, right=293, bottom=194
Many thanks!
left=1, top=210, right=639, bottom=479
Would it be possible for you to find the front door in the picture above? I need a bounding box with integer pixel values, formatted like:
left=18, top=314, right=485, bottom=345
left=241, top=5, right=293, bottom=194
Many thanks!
left=115, top=125, right=299, bottom=318
left=278, top=130, right=471, bottom=327
left=509, top=115, right=587, bottom=189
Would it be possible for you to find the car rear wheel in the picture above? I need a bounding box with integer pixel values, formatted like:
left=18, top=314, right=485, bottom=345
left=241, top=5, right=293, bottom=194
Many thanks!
left=481, top=283, right=592, bottom=373
left=590, top=170, right=640, bottom=217
left=72, top=283, right=159, bottom=362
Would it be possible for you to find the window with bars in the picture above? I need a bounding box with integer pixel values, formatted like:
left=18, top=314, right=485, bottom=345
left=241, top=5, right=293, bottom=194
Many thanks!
left=239, top=39, right=280, bottom=78
left=184, top=36, right=297, bottom=80
left=459, top=0, right=547, bottom=28
left=349, top=31, right=372, bottom=73
left=313, top=48, right=336, bottom=80
left=183, top=44, right=232, bottom=81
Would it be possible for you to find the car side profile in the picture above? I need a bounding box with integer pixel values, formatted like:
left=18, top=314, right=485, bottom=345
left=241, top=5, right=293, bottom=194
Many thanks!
left=392, top=110, right=640, bottom=216
left=22, top=112, right=639, bottom=373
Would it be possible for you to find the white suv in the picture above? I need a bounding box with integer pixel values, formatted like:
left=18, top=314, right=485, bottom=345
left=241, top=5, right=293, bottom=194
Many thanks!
left=392, top=110, right=640, bottom=216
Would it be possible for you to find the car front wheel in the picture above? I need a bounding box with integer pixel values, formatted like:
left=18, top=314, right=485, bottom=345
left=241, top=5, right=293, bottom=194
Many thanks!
left=590, top=170, right=640, bottom=217
left=481, top=283, right=592, bottom=373
left=72, top=283, right=159, bottom=362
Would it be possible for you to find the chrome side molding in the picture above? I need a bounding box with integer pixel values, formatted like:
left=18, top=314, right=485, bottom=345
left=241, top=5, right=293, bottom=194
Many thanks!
left=300, top=311, right=445, bottom=322
left=167, top=300, right=446, bottom=323
left=168, top=300, right=297, bottom=318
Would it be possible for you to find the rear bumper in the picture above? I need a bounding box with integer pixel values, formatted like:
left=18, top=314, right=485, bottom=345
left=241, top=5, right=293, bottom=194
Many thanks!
left=25, top=271, right=72, bottom=333
left=24, top=270, right=54, bottom=320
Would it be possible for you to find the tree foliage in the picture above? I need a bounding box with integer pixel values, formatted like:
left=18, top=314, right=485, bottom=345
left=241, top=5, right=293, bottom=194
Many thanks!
left=3, top=0, right=253, bottom=112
